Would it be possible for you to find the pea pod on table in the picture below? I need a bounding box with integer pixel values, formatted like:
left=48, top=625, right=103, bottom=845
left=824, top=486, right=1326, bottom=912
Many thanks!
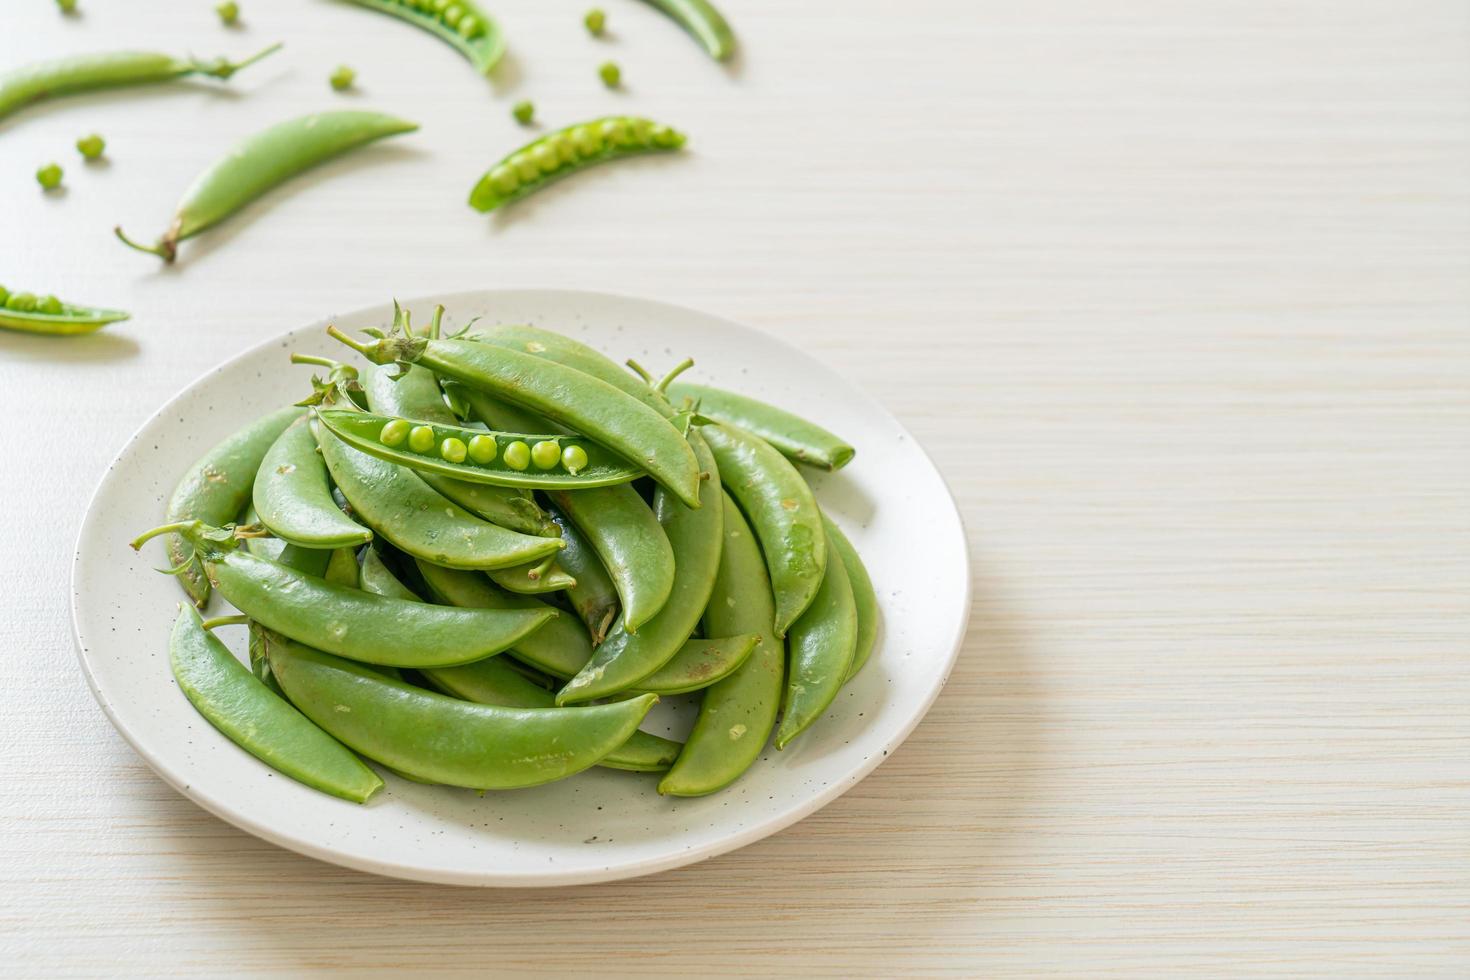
left=635, top=0, right=735, bottom=61
left=133, top=521, right=552, bottom=668
left=164, top=406, right=303, bottom=607
left=669, top=382, right=854, bottom=471
left=116, top=110, right=418, bottom=263
left=171, top=605, right=382, bottom=803
left=0, top=44, right=281, bottom=125
left=0, top=287, right=128, bottom=336
left=252, top=415, right=372, bottom=549
left=702, top=422, right=827, bottom=636
left=468, top=116, right=686, bottom=214
left=329, top=326, right=703, bottom=508
left=337, top=0, right=504, bottom=75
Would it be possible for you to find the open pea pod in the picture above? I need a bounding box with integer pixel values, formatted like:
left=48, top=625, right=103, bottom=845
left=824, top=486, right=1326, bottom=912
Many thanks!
left=315, top=409, right=642, bottom=490
left=267, top=638, right=658, bottom=790
left=337, top=0, right=504, bottom=76
left=0, top=295, right=129, bottom=336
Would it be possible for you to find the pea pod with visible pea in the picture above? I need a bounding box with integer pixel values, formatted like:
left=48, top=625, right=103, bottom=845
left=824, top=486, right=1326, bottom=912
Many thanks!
left=171, top=606, right=383, bottom=803
left=338, top=0, right=504, bottom=75
left=0, top=285, right=129, bottom=336
left=669, top=382, right=854, bottom=471
left=0, top=44, right=281, bottom=125
left=116, top=110, right=418, bottom=263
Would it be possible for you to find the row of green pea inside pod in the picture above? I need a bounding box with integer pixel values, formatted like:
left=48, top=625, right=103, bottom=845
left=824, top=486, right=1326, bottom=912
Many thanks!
left=136, top=312, right=875, bottom=802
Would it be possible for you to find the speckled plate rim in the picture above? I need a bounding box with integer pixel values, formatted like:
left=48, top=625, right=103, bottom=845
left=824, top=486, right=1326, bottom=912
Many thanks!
left=70, top=289, right=971, bottom=887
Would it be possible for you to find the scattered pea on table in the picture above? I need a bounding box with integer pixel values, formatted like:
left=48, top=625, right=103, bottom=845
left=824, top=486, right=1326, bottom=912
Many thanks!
left=599, top=61, right=621, bottom=88
left=76, top=133, right=105, bottom=161
left=36, top=163, right=62, bottom=191
left=329, top=65, right=356, bottom=91
left=512, top=99, right=534, bottom=125
left=584, top=8, right=606, bottom=35
left=216, top=1, right=240, bottom=25
left=56, top=0, right=78, bottom=13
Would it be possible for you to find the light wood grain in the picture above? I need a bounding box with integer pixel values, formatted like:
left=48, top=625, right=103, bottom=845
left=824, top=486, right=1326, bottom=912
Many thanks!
left=2, top=0, right=1468, bottom=975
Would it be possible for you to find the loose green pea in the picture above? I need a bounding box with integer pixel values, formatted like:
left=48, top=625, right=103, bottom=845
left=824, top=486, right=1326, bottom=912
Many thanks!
left=76, top=133, right=106, bottom=161
left=585, top=9, right=606, bottom=36
left=467, top=434, right=497, bottom=463
left=38, top=295, right=64, bottom=315
left=36, top=163, right=62, bottom=191
left=570, top=124, right=602, bottom=157
left=511, top=153, right=540, bottom=182
left=488, top=166, right=518, bottom=195
left=56, top=0, right=78, bottom=12
left=330, top=65, right=356, bottom=91
left=531, top=440, right=561, bottom=469
left=441, top=437, right=468, bottom=463
left=408, top=424, right=436, bottom=453
left=380, top=418, right=410, bottom=447
left=512, top=100, right=534, bottom=126
left=6, top=292, right=38, bottom=312
left=216, top=1, right=240, bottom=25
left=532, top=143, right=560, bottom=174
left=561, top=444, right=589, bottom=475
left=599, top=61, right=621, bottom=88
left=503, top=441, right=531, bottom=471
left=443, top=4, right=464, bottom=28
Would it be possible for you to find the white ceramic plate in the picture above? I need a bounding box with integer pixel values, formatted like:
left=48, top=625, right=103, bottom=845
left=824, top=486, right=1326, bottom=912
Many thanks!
left=71, top=289, right=970, bottom=886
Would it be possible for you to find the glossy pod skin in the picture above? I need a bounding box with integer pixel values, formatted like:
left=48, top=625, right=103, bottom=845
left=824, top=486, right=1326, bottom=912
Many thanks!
left=824, top=516, right=879, bottom=682
left=556, top=430, right=723, bottom=703
left=0, top=291, right=129, bottom=336
left=425, top=647, right=683, bottom=774
left=630, top=634, right=757, bottom=696
left=316, top=409, right=642, bottom=490
left=486, top=561, right=576, bottom=595
left=248, top=541, right=336, bottom=693
left=267, top=638, right=659, bottom=790
left=446, top=380, right=569, bottom=435
left=317, top=426, right=564, bottom=571
left=773, top=531, right=858, bottom=749
left=659, top=494, right=785, bottom=796
left=702, top=422, right=826, bottom=636
left=637, top=0, right=735, bottom=61
left=470, top=324, right=674, bottom=419
left=330, top=328, right=703, bottom=508
left=116, top=110, right=418, bottom=262
left=134, top=521, right=552, bottom=668
left=549, top=484, right=675, bottom=635
left=669, top=382, right=854, bottom=471
left=549, top=505, right=619, bottom=644
left=171, top=606, right=383, bottom=803
left=339, top=0, right=504, bottom=75
left=358, top=546, right=418, bottom=600
left=253, top=415, right=372, bottom=549
left=468, top=116, right=686, bottom=213
left=0, top=45, right=281, bottom=125
left=164, top=406, right=302, bottom=607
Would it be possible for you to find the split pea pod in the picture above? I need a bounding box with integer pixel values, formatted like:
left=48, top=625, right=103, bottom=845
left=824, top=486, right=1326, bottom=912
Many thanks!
left=669, top=382, right=854, bottom=471
left=133, top=521, right=552, bottom=668
left=470, top=324, right=674, bottom=418
left=556, top=430, right=723, bottom=703
left=0, top=287, right=129, bottom=336
left=659, top=494, right=784, bottom=796
left=164, top=406, right=303, bottom=607
left=329, top=328, right=702, bottom=508
left=636, top=0, right=735, bottom=61
left=548, top=484, right=675, bottom=635
left=171, top=606, right=382, bottom=803
left=116, top=110, right=418, bottom=263
left=317, top=425, right=564, bottom=571
left=267, top=638, right=658, bottom=790
left=824, top=516, right=878, bottom=682
left=701, top=422, right=826, bottom=636
left=338, top=0, right=504, bottom=75
left=773, top=530, right=858, bottom=749
left=467, top=116, right=686, bottom=214
left=252, top=415, right=372, bottom=549
left=549, top=505, right=619, bottom=645
left=0, top=44, right=281, bottom=125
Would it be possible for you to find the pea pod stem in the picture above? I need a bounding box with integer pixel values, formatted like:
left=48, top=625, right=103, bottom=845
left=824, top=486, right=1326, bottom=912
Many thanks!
left=199, top=614, right=249, bottom=630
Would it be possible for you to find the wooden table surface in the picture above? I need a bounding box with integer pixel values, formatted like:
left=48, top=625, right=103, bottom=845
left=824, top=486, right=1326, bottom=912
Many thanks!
left=3, top=1, right=1467, bottom=975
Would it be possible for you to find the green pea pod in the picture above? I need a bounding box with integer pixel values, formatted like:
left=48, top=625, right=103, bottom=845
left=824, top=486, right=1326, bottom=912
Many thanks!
left=316, top=409, right=642, bottom=490
left=323, top=546, right=360, bottom=587
left=358, top=546, right=419, bottom=600
left=668, top=382, right=854, bottom=471
left=330, top=326, right=702, bottom=508
left=470, top=324, right=673, bottom=418
left=171, top=606, right=382, bottom=803
left=164, top=406, right=303, bottom=607
left=548, top=485, right=675, bottom=635
left=636, top=0, right=735, bottom=61
left=0, top=294, right=129, bottom=336
left=116, top=110, right=418, bottom=263
left=318, top=426, right=564, bottom=571
left=268, top=638, right=657, bottom=790
left=0, top=44, right=281, bottom=125
left=467, top=116, right=686, bottom=214
left=659, top=494, right=784, bottom=796
left=630, top=634, right=758, bottom=696
left=485, top=560, right=576, bottom=595
left=549, top=505, right=619, bottom=645
left=445, top=380, right=569, bottom=435
left=702, top=422, right=826, bottom=636
left=773, top=533, right=858, bottom=749
left=424, top=651, right=681, bottom=773
left=556, top=430, right=722, bottom=703
left=338, top=0, right=504, bottom=75
left=249, top=541, right=336, bottom=692
left=134, top=521, right=552, bottom=668
left=824, top=516, right=878, bottom=682
left=238, top=504, right=285, bottom=562
left=360, top=346, right=455, bottom=423
left=253, top=415, right=373, bottom=549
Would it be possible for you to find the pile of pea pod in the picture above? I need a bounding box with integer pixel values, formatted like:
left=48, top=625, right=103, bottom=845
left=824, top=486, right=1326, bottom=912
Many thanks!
left=135, top=309, right=876, bottom=802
